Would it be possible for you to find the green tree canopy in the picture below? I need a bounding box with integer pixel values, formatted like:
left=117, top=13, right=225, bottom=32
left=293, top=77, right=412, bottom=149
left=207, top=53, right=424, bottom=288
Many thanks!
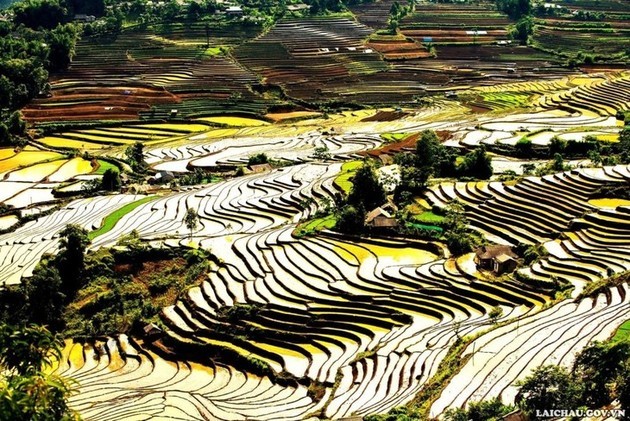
left=0, top=324, right=78, bottom=420
left=56, top=224, right=90, bottom=292
left=100, top=168, right=121, bottom=191
left=335, top=205, right=365, bottom=234
left=516, top=365, right=583, bottom=417
left=458, top=145, right=493, bottom=179
left=184, top=207, right=199, bottom=240
left=125, top=142, right=146, bottom=173
left=347, top=162, right=386, bottom=211
left=573, top=340, right=630, bottom=408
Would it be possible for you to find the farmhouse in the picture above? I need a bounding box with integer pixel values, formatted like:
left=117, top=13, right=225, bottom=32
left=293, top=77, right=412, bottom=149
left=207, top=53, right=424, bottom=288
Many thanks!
left=225, top=6, right=243, bottom=16
left=474, top=245, right=518, bottom=275
left=287, top=4, right=310, bottom=12
left=365, top=203, right=398, bottom=230
left=74, top=14, right=96, bottom=22
left=248, top=163, right=273, bottom=173
left=150, top=170, right=175, bottom=184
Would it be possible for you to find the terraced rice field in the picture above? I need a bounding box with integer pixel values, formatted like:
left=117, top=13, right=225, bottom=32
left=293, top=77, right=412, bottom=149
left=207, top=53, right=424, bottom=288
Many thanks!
left=0, top=150, right=64, bottom=175
left=198, top=116, right=270, bottom=127
left=39, top=123, right=212, bottom=152
left=21, top=22, right=268, bottom=123
left=426, top=165, right=630, bottom=290
left=31, top=144, right=628, bottom=420
left=7, top=54, right=630, bottom=421
left=0, top=195, right=144, bottom=285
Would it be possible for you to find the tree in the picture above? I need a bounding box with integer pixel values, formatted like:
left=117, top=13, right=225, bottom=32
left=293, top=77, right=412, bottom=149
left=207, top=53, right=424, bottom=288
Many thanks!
left=248, top=152, right=268, bottom=166
left=445, top=398, right=514, bottom=421
left=516, top=365, right=583, bottom=418
left=511, top=16, right=533, bottom=44
left=521, top=162, right=536, bottom=175
left=617, top=360, right=630, bottom=415
left=125, top=142, right=146, bottom=173
left=458, top=145, right=493, bottom=179
left=488, top=306, right=503, bottom=324
left=496, top=0, right=530, bottom=20
left=100, top=168, right=121, bottom=191
left=184, top=207, right=199, bottom=240
left=415, top=129, right=440, bottom=172
left=12, top=0, right=69, bottom=30
left=0, top=324, right=78, bottom=420
left=19, top=261, right=66, bottom=330
left=46, top=23, right=80, bottom=71
left=548, top=136, right=567, bottom=156
left=347, top=162, right=386, bottom=211
left=573, top=341, right=630, bottom=408
left=443, top=200, right=477, bottom=255
left=551, top=153, right=565, bottom=172
left=515, top=136, right=533, bottom=157
left=56, top=224, right=90, bottom=292
left=313, top=145, right=331, bottom=160
left=335, top=205, right=365, bottom=234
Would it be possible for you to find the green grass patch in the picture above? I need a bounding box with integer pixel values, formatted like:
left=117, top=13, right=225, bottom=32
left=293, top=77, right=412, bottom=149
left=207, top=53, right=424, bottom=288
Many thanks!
left=414, top=211, right=445, bottom=225
left=381, top=132, right=409, bottom=142
left=613, top=319, right=630, bottom=342
left=93, top=160, right=120, bottom=175
left=407, top=222, right=443, bottom=232
left=203, top=46, right=226, bottom=56
left=334, top=161, right=362, bottom=194
left=89, top=196, right=157, bottom=240
left=303, top=215, right=336, bottom=231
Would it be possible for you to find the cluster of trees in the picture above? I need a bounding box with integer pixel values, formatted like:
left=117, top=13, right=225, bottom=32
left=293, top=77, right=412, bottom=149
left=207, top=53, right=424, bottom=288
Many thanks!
left=124, top=141, right=147, bottom=173
left=82, top=0, right=377, bottom=32
left=443, top=200, right=479, bottom=255
left=513, top=122, right=630, bottom=169
left=0, top=0, right=80, bottom=145
left=495, top=0, right=533, bottom=44
left=0, top=221, right=212, bottom=337
left=387, top=1, right=412, bottom=34
left=335, top=161, right=386, bottom=234
left=495, top=0, right=530, bottom=20
left=516, top=339, right=630, bottom=419
left=0, top=324, right=78, bottom=420
left=395, top=130, right=492, bottom=205
left=0, top=224, right=90, bottom=330
left=444, top=397, right=513, bottom=421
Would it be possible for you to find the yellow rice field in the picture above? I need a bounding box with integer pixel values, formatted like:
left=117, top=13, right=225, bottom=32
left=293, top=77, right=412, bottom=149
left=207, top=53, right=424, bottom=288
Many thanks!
left=49, top=158, right=94, bottom=181
left=198, top=116, right=270, bottom=127
left=588, top=198, right=630, bottom=208
left=265, top=111, right=322, bottom=122
left=7, top=159, right=67, bottom=182
left=59, top=132, right=134, bottom=145
left=141, top=124, right=210, bottom=132
left=0, top=151, right=64, bottom=174
left=39, top=136, right=107, bottom=150
left=0, top=148, right=17, bottom=160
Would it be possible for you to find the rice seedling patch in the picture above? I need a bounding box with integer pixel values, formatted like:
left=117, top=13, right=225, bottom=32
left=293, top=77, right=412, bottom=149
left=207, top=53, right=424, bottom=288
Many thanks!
left=89, top=196, right=158, bottom=240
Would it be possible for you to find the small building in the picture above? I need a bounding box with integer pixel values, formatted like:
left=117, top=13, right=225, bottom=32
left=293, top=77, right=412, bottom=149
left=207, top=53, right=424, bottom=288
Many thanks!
left=225, top=5, right=243, bottom=16
left=474, top=245, right=519, bottom=275
left=365, top=203, right=398, bottom=230
left=494, top=253, right=518, bottom=275
left=287, top=3, right=310, bottom=12
left=143, top=323, right=163, bottom=338
left=248, top=163, right=273, bottom=173
left=74, top=14, right=96, bottom=22
left=151, top=170, right=175, bottom=185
